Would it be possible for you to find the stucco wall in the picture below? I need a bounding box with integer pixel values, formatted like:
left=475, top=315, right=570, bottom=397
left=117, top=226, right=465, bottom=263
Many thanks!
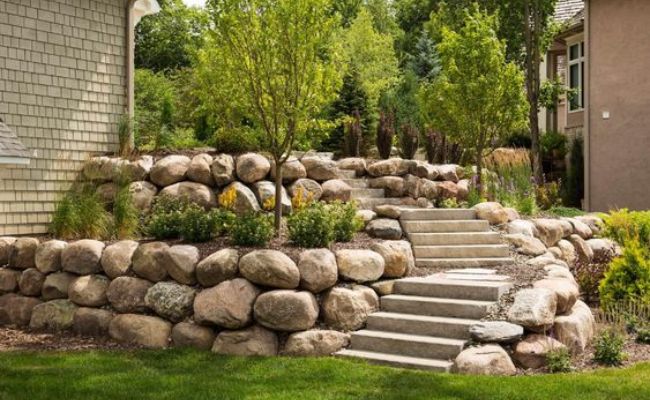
left=0, top=0, right=128, bottom=235
left=587, top=0, right=650, bottom=211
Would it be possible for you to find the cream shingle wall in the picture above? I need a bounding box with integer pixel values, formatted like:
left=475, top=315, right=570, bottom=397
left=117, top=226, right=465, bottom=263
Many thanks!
left=0, top=0, right=128, bottom=235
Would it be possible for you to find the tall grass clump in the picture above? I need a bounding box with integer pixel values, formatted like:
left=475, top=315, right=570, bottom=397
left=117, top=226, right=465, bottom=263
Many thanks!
left=112, top=184, right=140, bottom=239
left=482, top=162, right=538, bottom=216
left=50, top=184, right=112, bottom=240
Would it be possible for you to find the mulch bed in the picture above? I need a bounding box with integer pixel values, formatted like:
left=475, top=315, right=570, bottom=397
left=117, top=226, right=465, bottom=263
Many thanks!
left=0, top=327, right=140, bottom=352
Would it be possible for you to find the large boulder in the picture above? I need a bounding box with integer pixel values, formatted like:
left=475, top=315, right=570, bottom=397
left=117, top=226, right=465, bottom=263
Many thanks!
left=357, top=210, right=377, bottom=226
left=236, top=153, right=271, bottom=183
left=503, top=234, right=547, bottom=257
left=557, top=240, right=577, bottom=265
left=0, top=268, right=20, bottom=294
left=109, top=314, right=172, bottom=348
left=366, top=158, right=411, bottom=177
left=239, top=250, right=300, bottom=289
left=96, top=182, right=118, bottom=204
left=435, top=164, right=460, bottom=182
left=335, top=250, right=385, bottom=283
left=132, top=242, right=169, bottom=282
left=61, top=240, right=105, bottom=275
left=370, top=240, right=414, bottom=278
left=507, top=220, right=538, bottom=237
left=512, top=334, right=567, bottom=369
left=419, top=179, right=439, bottom=201
left=18, top=268, right=45, bottom=296
left=320, top=179, right=352, bottom=202
left=337, top=158, right=366, bottom=177
left=68, top=275, right=109, bottom=307
left=196, top=249, right=239, bottom=287
left=270, top=157, right=307, bottom=182
left=575, top=215, right=603, bottom=235
left=297, top=249, right=338, bottom=293
left=160, top=182, right=217, bottom=209
left=369, top=176, right=405, bottom=197
left=252, top=181, right=292, bottom=214
left=211, top=154, right=235, bottom=187
left=436, top=181, right=459, bottom=200
left=365, top=219, right=403, bottom=240
left=301, top=157, right=339, bottom=181
left=149, top=155, right=191, bottom=187
left=568, top=234, right=594, bottom=264
left=187, top=153, right=215, bottom=186
left=35, top=240, right=67, bottom=273
left=29, top=299, right=77, bottom=332
left=414, top=162, right=438, bottom=180
left=283, top=330, right=351, bottom=356
left=193, top=278, right=260, bottom=329
left=220, top=182, right=261, bottom=214
left=253, top=290, right=319, bottom=332
left=162, top=245, right=199, bottom=285
left=562, top=217, right=593, bottom=239
left=0, top=293, right=42, bottom=326
left=73, top=307, right=114, bottom=337
left=374, top=205, right=402, bottom=219
left=287, top=178, right=323, bottom=201
left=145, top=282, right=196, bottom=323
left=9, top=237, right=39, bottom=270
left=533, top=278, right=579, bottom=315
left=101, top=240, right=139, bottom=279
left=587, top=238, right=616, bottom=261
left=473, top=202, right=509, bottom=225
left=507, top=288, right=557, bottom=332
left=212, top=325, right=278, bottom=356
left=128, top=181, right=158, bottom=213
left=0, top=237, right=16, bottom=266
left=41, top=272, right=76, bottom=300
left=469, top=321, right=524, bottom=344
left=172, top=322, right=216, bottom=350
left=454, top=345, right=516, bottom=376
left=123, top=155, right=154, bottom=181
left=553, top=300, right=595, bottom=354
left=403, top=174, right=422, bottom=198
left=106, top=276, right=152, bottom=313
left=321, top=286, right=379, bottom=331
left=532, top=219, right=567, bottom=247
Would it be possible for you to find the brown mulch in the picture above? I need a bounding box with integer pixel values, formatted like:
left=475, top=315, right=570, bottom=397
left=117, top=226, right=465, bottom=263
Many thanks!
left=0, top=327, right=140, bottom=352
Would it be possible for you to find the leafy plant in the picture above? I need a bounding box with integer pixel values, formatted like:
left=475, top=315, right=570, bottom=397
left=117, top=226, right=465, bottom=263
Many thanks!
left=230, top=212, right=274, bottom=247
left=288, top=202, right=335, bottom=248
left=179, top=204, right=217, bottom=243
left=573, top=258, right=609, bottom=306
left=330, top=201, right=363, bottom=243
left=145, top=195, right=191, bottom=240
left=209, top=208, right=237, bottom=237
left=50, top=184, right=112, bottom=240
left=343, top=111, right=363, bottom=157
left=210, top=126, right=260, bottom=154
left=546, top=347, right=573, bottom=373
left=376, top=111, right=395, bottom=159
left=291, top=187, right=315, bottom=211
left=602, top=209, right=650, bottom=249
left=113, top=184, right=140, bottom=239
left=594, top=328, right=627, bottom=366
left=536, top=182, right=561, bottom=210
left=546, top=206, right=585, bottom=218
left=599, top=239, right=650, bottom=308
left=438, top=197, right=459, bottom=209
left=399, top=124, right=419, bottom=160
left=218, top=186, right=238, bottom=211
left=636, top=328, right=650, bottom=344
left=541, top=131, right=568, bottom=159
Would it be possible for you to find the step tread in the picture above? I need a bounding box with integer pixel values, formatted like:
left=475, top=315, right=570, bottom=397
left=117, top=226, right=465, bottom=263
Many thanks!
left=383, top=294, right=494, bottom=307
left=335, top=349, right=454, bottom=371
left=400, top=209, right=477, bottom=220
left=351, top=329, right=467, bottom=346
left=415, top=257, right=514, bottom=268
left=401, top=220, right=491, bottom=233
left=369, top=311, right=479, bottom=326
left=398, top=276, right=512, bottom=288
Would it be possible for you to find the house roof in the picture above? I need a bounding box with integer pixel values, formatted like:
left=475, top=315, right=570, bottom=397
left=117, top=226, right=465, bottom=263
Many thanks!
left=0, top=121, right=30, bottom=163
left=554, top=0, right=584, bottom=23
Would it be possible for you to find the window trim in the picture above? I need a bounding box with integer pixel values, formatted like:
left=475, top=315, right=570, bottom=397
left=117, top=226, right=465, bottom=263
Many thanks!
left=567, top=37, right=585, bottom=114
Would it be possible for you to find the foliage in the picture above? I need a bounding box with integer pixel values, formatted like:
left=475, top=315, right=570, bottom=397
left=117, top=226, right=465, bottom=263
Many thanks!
left=145, top=195, right=191, bottom=240
left=117, top=115, right=134, bottom=157
left=545, top=206, right=586, bottom=218
left=562, top=136, right=584, bottom=207
left=573, top=258, right=608, bottom=306
left=230, top=212, right=274, bottom=247
left=209, top=208, right=237, bottom=237
left=291, top=187, right=316, bottom=211
left=330, top=201, right=364, bottom=242
left=504, top=132, right=532, bottom=148
left=398, top=124, right=419, bottom=159
left=438, top=197, right=460, bottom=209
left=540, top=78, right=571, bottom=112
left=179, top=204, right=218, bottom=243
left=288, top=202, right=335, bottom=248
left=483, top=163, right=538, bottom=216
left=343, top=111, right=363, bottom=157
left=602, top=209, right=650, bottom=249
left=217, top=186, right=238, bottom=211
left=376, top=111, right=395, bottom=159
left=636, top=328, right=650, bottom=344
left=541, top=131, right=568, bottom=159
left=210, top=126, right=260, bottom=155
left=407, top=31, right=441, bottom=81
left=594, top=328, right=627, bottom=366
left=134, top=69, right=177, bottom=149
left=50, top=184, right=112, bottom=240
left=535, top=182, right=561, bottom=210
left=546, top=347, right=573, bottom=373
left=599, top=239, right=650, bottom=308
left=112, top=185, right=140, bottom=239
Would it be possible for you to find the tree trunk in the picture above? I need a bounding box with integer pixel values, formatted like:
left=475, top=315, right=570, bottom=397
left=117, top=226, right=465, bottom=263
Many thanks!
left=476, top=143, right=484, bottom=198
left=273, top=161, right=284, bottom=235
left=525, top=0, right=544, bottom=184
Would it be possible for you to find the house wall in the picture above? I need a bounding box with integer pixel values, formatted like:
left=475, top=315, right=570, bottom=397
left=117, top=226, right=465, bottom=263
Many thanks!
left=586, top=0, right=650, bottom=211
left=0, top=0, right=128, bottom=235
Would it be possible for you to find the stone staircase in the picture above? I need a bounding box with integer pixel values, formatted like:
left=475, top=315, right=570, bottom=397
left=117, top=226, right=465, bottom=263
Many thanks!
left=336, top=271, right=513, bottom=371
left=341, top=171, right=412, bottom=210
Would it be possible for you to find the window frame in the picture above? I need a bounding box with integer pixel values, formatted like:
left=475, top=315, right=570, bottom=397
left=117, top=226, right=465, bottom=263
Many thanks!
left=567, top=38, right=585, bottom=113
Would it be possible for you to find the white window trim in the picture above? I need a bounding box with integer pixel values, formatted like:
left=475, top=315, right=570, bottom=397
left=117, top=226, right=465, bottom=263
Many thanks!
left=567, top=36, right=585, bottom=114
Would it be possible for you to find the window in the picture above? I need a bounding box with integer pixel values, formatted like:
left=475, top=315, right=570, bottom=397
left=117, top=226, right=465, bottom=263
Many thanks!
left=568, top=42, right=585, bottom=112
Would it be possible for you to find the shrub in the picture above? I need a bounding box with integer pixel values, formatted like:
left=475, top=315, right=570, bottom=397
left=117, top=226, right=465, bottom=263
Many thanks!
left=503, top=132, right=531, bottom=148
left=546, top=347, right=573, bottom=373
left=230, top=212, right=274, bottom=247
left=536, top=182, right=561, bottom=210
left=573, top=258, right=608, bottom=306
left=145, top=195, right=191, bottom=239
left=541, top=131, right=568, bottom=159
left=330, top=201, right=363, bottom=243
left=376, top=111, right=394, bottom=159
left=398, top=124, right=419, bottom=159
left=113, top=185, right=140, bottom=239
left=562, top=136, right=584, bottom=207
left=602, top=209, right=650, bottom=249
left=594, top=328, right=627, bottom=366
left=438, top=197, right=459, bottom=209
left=50, top=184, right=112, bottom=240
left=636, top=328, right=650, bottom=344
left=546, top=206, right=585, bottom=218
left=179, top=204, right=217, bottom=243
left=291, top=187, right=315, bottom=211
left=209, top=208, right=237, bottom=237
left=210, top=126, right=260, bottom=154
left=599, top=239, right=650, bottom=308
left=288, top=202, right=334, bottom=248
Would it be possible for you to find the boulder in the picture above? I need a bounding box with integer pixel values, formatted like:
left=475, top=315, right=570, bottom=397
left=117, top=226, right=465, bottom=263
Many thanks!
left=532, top=219, right=567, bottom=247
left=507, top=288, right=557, bottom=332
left=321, top=286, right=379, bottom=331
left=403, top=174, right=421, bottom=198
left=287, top=178, right=323, bottom=201
left=283, top=330, right=351, bottom=356
left=212, top=325, right=278, bottom=356
left=556, top=240, right=577, bottom=265
left=187, top=153, right=215, bottom=186
left=145, top=282, right=196, bottom=323
left=568, top=234, right=594, bottom=264
left=435, top=164, right=460, bottom=182
left=0, top=293, right=42, bottom=326
left=512, top=334, right=567, bottom=369
left=270, top=157, right=307, bottom=182
left=41, top=272, right=76, bottom=300
left=366, top=158, right=410, bottom=177
left=82, top=157, right=115, bottom=181
left=504, top=207, right=520, bottom=222
left=96, top=182, right=118, bottom=204
left=337, top=158, right=366, bottom=177
left=553, top=300, right=595, bottom=354
left=236, top=153, right=271, bottom=183
left=456, top=179, right=470, bottom=200
left=454, top=345, right=516, bottom=376
left=297, top=249, right=337, bottom=293
left=254, top=290, right=319, bottom=332
left=370, top=280, right=396, bottom=296
left=193, top=278, right=260, bottom=329
left=335, top=250, right=385, bottom=282
left=252, top=181, right=292, bottom=214
left=587, top=238, right=616, bottom=261
left=132, top=242, right=169, bottom=282
left=562, top=217, right=593, bottom=239
left=172, top=322, right=216, bottom=350
left=29, top=299, right=77, bottom=332
left=73, top=307, right=114, bottom=337
left=68, top=275, right=109, bottom=307
left=0, top=237, right=16, bottom=266
left=414, top=162, right=438, bottom=180
left=61, top=240, right=105, bottom=275
left=356, top=210, right=377, bottom=226
left=160, top=181, right=217, bottom=210
left=123, top=155, right=154, bottom=181
left=419, top=179, right=440, bottom=200
left=503, top=234, right=547, bottom=257
left=527, top=254, right=567, bottom=268
left=196, top=249, right=239, bottom=287
left=547, top=246, right=563, bottom=259
left=220, top=182, right=261, bottom=214
left=366, top=219, right=403, bottom=240
left=35, top=240, right=67, bottom=273
left=149, top=155, right=191, bottom=187
left=544, top=265, right=577, bottom=285
left=473, top=202, right=509, bottom=225
left=469, top=321, right=524, bottom=343
left=128, top=181, right=158, bottom=213
left=507, top=220, right=538, bottom=237
left=18, top=268, right=45, bottom=296
left=320, top=179, right=352, bottom=202
left=301, top=157, right=339, bottom=181
left=9, top=237, right=39, bottom=270
left=109, top=314, right=172, bottom=348
left=533, top=278, right=579, bottom=315
left=101, top=240, right=139, bottom=279
left=239, top=250, right=300, bottom=289
left=0, top=268, right=20, bottom=293
left=374, top=205, right=402, bottom=219
left=370, top=240, right=414, bottom=278
left=106, top=276, right=152, bottom=313
left=436, top=181, right=459, bottom=200
left=575, top=215, right=603, bottom=235
left=369, top=176, right=405, bottom=197
left=211, top=154, right=235, bottom=187
left=162, top=245, right=199, bottom=285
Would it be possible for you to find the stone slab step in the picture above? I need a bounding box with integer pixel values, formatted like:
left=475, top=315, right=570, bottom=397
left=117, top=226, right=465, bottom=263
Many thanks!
left=442, top=273, right=512, bottom=282
left=357, top=198, right=411, bottom=210
left=412, top=244, right=510, bottom=259
left=337, top=169, right=357, bottom=179
left=400, top=209, right=477, bottom=221
left=342, top=179, right=369, bottom=188
left=367, top=311, right=476, bottom=340
left=408, top=232, right=502, bottom=246
left=351, top=188, right=385, bottom=199
left=381, top=294, right=493, bottom=319
left=349, top=330, right=466, bottom=360
left=335, top=349, right=453, bottom=372
left=395, top=277, right=513, bottom=301
left=401, top=220, right=490, bottom=233
left=415, top=257, right=514, bottom=269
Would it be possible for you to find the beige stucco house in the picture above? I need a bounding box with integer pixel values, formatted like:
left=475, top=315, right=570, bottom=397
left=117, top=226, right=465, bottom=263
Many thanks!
left=0, top=0, right=158, bottom=235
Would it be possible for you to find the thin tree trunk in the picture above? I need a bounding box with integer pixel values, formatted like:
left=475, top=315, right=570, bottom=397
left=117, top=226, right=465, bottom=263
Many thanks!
left=525, top=0, right=544, bottom=184
left=273, top=161, right=283, bottom=235
left=476, top=146, right=484, bottom=198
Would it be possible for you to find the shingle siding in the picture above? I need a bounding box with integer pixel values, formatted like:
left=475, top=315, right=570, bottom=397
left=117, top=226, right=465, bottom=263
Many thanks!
left=0, top=0, right=129, bottom=235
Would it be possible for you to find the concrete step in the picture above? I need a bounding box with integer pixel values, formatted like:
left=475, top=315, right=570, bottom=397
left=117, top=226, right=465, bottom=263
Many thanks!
left=357, top=198, right=411, bottom=210
left=342, top=179, right=369, bottom=188
left=412, top=244, right=510, bottom=259
left=408, top=232, right=502, bottom=246
left=366, top=311, right=476, bottom=340
left=337, top=169, right=357, bottom=179
left=394, top=277, right=513, bottom=301
left=351, top=188, right=385, bottom=199
left=381, top=294, right=493, bottom=319
left=415, top=257, right=514, bottom=269
left=400, top=209, right=477, bottom=221
left=349, top=330, right=466, bottom=360
left=335, top=349, right=453, bottom=372
left=401, top=220, right=490, bottom=233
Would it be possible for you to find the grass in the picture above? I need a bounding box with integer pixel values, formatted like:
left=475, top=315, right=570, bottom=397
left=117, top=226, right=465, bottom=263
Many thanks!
left=0, top=349, right=649, bottom=400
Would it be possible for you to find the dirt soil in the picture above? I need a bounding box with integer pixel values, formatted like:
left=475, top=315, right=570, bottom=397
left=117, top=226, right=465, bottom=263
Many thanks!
left=0, top=327, right=140, bottom=352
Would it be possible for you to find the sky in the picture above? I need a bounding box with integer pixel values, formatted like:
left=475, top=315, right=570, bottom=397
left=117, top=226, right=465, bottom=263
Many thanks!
left=182, top=0, right=206, bottom=7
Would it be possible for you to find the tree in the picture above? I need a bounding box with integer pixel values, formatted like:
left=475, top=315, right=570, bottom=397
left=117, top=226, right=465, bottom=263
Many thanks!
left=204, top=0, right=343, bottom=232
left=420, top=6, right=528, bottom=192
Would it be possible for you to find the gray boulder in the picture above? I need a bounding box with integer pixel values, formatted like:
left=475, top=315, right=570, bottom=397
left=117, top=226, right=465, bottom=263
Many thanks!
left=101, top=240, right=139, bottom=279
left=297, top=249, right=338, bottom=293
left=212, top=325, right=278, bottom=356
left=270, top=157, right=307, bottom=182
left=454, top=345, right=516, bottom=375
left=512, top=334, right=567, bottom=369
left=149, top=155, right=191, bottom=187
left=29, top=299, right=77, bottom=332
left=283, top=330, right=350, bottom=356
left=145, top=282, right=196, bottom=322
left=18, top=268, right=45, bottom=296
left=0, top=237, right=16, bottom=266
left=196, top=249, right=239, bottom=287
left=163, top=245, right=199, bottom=285
left=9, top=237, right=39, bottom=270
left=187, top=153, right=215, bottom=186
left=61, top=240, right=105, bottom=275
left=41, top=272, right=76, bottom=300
left=321, top=286, right=379, bottom=331
left=129, top=181, right=158, bottom=213
left=469, top=321, right=524, bottom=343
left=172, top=322, right=215, bottom=350
left=160, top=181, right=217, bottom=209
left=220, top=182, right=261, bottom=214
left=366, top=219, right=403, bottom=240
left=253, top=290, right=319, bottom=332
left=35, top=240, right=67, bottom=273
left=320, top=179, right=352, bottom=202
left=73, top=307, right=114, bottom=337
left=0, top=268, right=20, bottom=294
left=301, top=157, right=339, bottom=181
left=507, top=288, right=557, bottom=332
left=68, top=275, right=109, bottom=307
left=239, top=250, right=300, bottom=289
left=211, top=154, right=235, bottom=187
left=132, top=242, right=169, bottom=282
left=109, top=314, right=172, bottom=348
left=252, top=181, right=292, bottom=214
left=0, top=293, right=42, bottom=326
left=106, top=276, right=152, bottom=313
left=236, top=153, right=271, bottom=183
left=287, top=178, right=323, bottom=201
left=193, top=278, right=260, bottom=328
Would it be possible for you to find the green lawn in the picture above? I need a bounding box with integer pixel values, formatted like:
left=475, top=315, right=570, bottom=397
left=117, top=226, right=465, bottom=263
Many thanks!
left=0, top=349, right=649, bottom=400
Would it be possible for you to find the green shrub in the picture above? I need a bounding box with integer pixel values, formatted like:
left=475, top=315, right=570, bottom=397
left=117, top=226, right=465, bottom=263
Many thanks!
left=330, top=201, right=363, bottom=243
left=288, top=202, right=335, bottom=248
left=179, top=204, right=217, bottom=243
left=113, top=185, right=140, bottom=239
left=503, top=132, right=531, bottom=148
left=594, top=328, right=627, bottom=366
left=603, top=209, right=650, bottom=249
left=546, top=206, right=585, bottom=218
left=210, top=126, right=260, bottom=154
left=599, top=240, right=650, bottom=308
left=209, top=208, right=237, bottom=237
left=50, top=184, right=112, bottom=240
left=541, top=131, right=568, bottom=159
left=230, top=212, right=274, bottom=247
left=636, top=328, right=650, bottom=344
left=562, top=136, right=584, bottom=207
left=546, top=347, right=573, bottom=373
left=145, top=195, right=191, bottom=239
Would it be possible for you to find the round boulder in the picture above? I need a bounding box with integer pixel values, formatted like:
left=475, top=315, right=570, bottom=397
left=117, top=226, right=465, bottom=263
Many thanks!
left=370, top=240, right=414, bottom=278
left=368, top=176, right=405, bottom=197
left=287, top=178, right=323, bottom=201
left=252, top=181, right=292, bottom=214
left=366, top=158, right=410, bottom=177
left=335, top=250, right=385, bottom=282
left=473, top=202, right=509, bottom=225
left=145, top=282, right=196, bottom=323
left=9, top=237, right=39, bottom=270
left=220, top=182, right=261, bottom=214
left=236, top=153, right=271, bottom=183
left=512, top=334, right=567, bottom=369
left=149, top=155, right=191, bottom=187
left=503, top=234, right=547, bottom=257
left=454, top=345, right=516, bottom=375
left=337, top=158, right=366, bottom=177
left=0, top=293, right=42, bottom=326
left=61, top=240, right=105, bottom=275
left=160, top=181, right=217, bottom=210
left=35, top=240, right=67, bottom=273
left=253, top=290, right=319, bottom=332
left=109, top=314, right=172, bottom=349
left=321, top=286, right=379, bottom=331
left=507, top=288, right=557, bottom=332
left=320, top=179, right=351, bottom=202
left=128, top=181, right=158, bottom=213
left=172, top=322, right=216, bottom=350
left=29, top=299, right=77, bottom=332
left=533, top=278, right=579, bottom=315
left=73, top=307, right=114, bottom=337
left=301, top=157, right=339, bottom=181
left=41, top=272, right=76, bottom=300
left=162, top=245, right=199, bottom=285
left=196, top=249, right=239, bottom=287
left=365, top=219, right=403, bottom=240
left=239, top=250, right=300, bottom=289
left=193, top=278, right=260, bottom=329
left=297, top=249, right=337, bottom=293
left=211, top=154, right=235, bottom=187
left=553, top=300, right=595, bottom=354
left=0, top=268, right=20, bottom=294
left=106, top=276, right=153, bottom=313
left=0, top=237, right=16, bottom=266
left=212, top=325, right=278, bottom=356
left=132, top=242, right=169, bottom=282
left=68, top=275, right=109, bottom=307
left=283, top=330, right=350, bottom=356
left=270, top=157, right=307, bottom=182
left=532, top=219, right=566, bottom=247
left=101, top=240, right=139, bottom=279
left=18, top=268, right=45, bottom=296
left=187, top=153, right=215, bottom=186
